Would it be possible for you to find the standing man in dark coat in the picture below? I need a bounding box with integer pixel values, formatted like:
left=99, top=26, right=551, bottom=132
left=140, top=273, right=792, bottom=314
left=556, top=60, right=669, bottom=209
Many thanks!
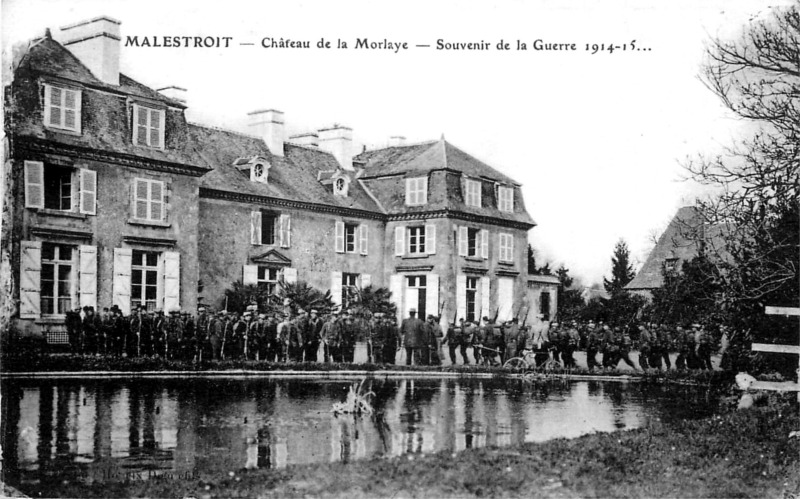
left=306, top=309, right=323, bottom=362
left=401, top=308, right=424, bottom=365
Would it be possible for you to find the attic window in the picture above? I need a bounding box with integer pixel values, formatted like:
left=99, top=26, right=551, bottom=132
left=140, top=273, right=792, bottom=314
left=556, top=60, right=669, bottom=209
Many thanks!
left=252, top=163, right=268, bottom=183
left=44, top=84, right=81, bottom=133
left=132, top=104, right=165, bottom=149
left=334, top=176, right=349, bottom=197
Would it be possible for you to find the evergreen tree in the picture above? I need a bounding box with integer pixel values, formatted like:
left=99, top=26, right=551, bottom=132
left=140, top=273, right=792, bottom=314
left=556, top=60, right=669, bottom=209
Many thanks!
left=603, top=239, right=636, bottom=296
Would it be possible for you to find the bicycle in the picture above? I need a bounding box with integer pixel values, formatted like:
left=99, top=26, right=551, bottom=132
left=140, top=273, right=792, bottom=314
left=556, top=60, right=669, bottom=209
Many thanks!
left=503, top=346, right=562, bottom=371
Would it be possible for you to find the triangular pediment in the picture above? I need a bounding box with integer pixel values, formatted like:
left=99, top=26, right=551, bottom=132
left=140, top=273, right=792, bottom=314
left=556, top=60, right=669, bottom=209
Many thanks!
left=250, top=249, right=292, bottom=266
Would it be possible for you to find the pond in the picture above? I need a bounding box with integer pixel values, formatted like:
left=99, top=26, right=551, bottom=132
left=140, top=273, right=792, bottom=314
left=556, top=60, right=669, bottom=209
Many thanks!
left=1, top=377, right=720, bottom=494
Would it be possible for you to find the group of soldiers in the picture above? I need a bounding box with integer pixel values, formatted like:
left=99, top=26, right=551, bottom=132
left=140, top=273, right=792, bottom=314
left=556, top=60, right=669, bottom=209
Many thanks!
left=438, top=316, right=718, bottom=371
left=63, top=304, right=718, bottom=371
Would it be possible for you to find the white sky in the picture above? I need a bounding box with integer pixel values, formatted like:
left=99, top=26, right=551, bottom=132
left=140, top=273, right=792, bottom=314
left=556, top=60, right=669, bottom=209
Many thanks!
left=2, top=0, right=784, bottom=285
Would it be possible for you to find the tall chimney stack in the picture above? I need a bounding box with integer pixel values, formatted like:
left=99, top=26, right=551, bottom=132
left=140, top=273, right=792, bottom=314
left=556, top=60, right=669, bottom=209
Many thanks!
left=248, top=109, right=285, bottom=157
left=318, top=125, right=353, bottom=171
left=60, top=16, right=121, bottom=86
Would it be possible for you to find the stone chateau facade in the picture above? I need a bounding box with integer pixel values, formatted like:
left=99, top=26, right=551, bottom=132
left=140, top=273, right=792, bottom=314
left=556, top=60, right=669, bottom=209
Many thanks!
left=4, top=16, right=555, bottom=341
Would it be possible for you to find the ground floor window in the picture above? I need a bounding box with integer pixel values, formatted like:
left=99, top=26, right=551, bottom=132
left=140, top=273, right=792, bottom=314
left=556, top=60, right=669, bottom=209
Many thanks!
left=406, top=275, right=427, bottom=318
left=540, top=291, right=551, bottom=321
left=132, top=250, right=159, bottom=312
left=342, top=272, right=359, bottom=307
left=41, top=243, right=74, bottom=315
left=258, top=267, right=280, bottom=295
left=466, top=277, right=478, bottom=322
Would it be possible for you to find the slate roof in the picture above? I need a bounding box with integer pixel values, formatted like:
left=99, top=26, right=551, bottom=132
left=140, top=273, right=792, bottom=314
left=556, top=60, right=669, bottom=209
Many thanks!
left=357, top=139, right=535, bottom=226
left=357, top=139, right=519, bottom=185
left=626, top=206, right=728, bottom=291
left=192, top=124, right=383, bottom=213
left=11, top=35, right=210, bottom=171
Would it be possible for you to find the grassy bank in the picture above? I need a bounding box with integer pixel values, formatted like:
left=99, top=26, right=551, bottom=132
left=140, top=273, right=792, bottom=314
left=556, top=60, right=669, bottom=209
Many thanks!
left=17, top=393, right=798, bottom=498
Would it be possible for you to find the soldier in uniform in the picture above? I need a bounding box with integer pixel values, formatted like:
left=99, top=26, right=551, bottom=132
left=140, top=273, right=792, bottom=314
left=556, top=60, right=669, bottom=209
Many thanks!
left=600, top=324, right=617, bottom=368
left=637, top=324, right=652, bottom=370
left=195, top=307, right=210, bottom=361
left=675, top=325, right=690, bottom=370
left=306, top=309, right=323, bottom=363
left=401, top=308, right=424, bottom=366
left=694, top=323, right=713, bottom=370
left=166, top=309, right=184, bottom=360
left=265, top=314, right=279, bottom=362
left=320, top=313, right=338, bottom=363
left=129, top=307, right=144, bottom=357
left=209, top=311, right=224, bottom=360
left=181, top=311, right=195, bottom=361
left=503, top=318, right=520, bottom=363
left=82, top=306, right=100, bottom=355
left=66, top=307, right=83, bottom=354
left=442, top=321, right=459, bottom=365
left=381, top=314, right=400, bottom=364
left=585, top=321, right=601, bottom=370
left=152, top=309, right=167, bottom=357
left=463, top=319, right=477, bottom=365
left=563, top=321, right=580, bottom=368
left=340, top=313, right=356, bottom=363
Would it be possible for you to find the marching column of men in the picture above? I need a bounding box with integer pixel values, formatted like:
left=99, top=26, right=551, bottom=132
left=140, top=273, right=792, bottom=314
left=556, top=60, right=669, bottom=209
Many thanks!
left=62, top=304, right=720, bottom=370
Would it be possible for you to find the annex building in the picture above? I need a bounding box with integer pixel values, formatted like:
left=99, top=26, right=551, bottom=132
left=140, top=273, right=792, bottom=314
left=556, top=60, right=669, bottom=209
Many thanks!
left=3, top=16, right=551, bottom=341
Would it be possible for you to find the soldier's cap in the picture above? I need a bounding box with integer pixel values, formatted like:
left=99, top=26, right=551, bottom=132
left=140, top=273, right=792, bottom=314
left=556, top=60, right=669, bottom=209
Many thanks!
left=258, top=313, right=267, bottom=319
left=409, top=308, right=417, bottom=314
left=551, top=323, right=559, bottom=327
left=374, top=312, right=384, bottom=317
left=310, top=309, right=318, bottom=314
left=198, top=307, right=206, bottom=312
left=691, top=323, right=701, bottom=328
left=243, top=311, right=252, bottom=317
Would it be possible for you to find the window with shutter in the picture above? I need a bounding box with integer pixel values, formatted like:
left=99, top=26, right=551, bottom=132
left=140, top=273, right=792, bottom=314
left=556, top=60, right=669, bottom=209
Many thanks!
left=425, top=225, right=436, bottom=254
left=133, top=178, right=165, bottom=222
left=40, top=243, right=75, bottom=315
left=405, top=177, right=427, bottom=205
left=498, top=187, right=514, bottom=212
left=251, top=211, right=262, bottom=245
left=481, top=229, right=489, bottom=259
left=79, top=169, right=97, bottom=215
left=344, top=223, right=358, bottom=253
left=20, top=241, right=42, bottom=319
left=113, top=248, right=133, bottom=315
left=335, top=221, right=345, bottom=253
left=24, top=161, right=45, bottom=209
left=499, top=233, right=514, bottom=262
left=359, top=224, right=368, bottom=255
left=162, top=252, right=180, bottom=312
left=408, top=226, right=426, bottom=254
left=279, top=214, right=291, bottom=248
left=465, top=179, right=482, bottom=207
left=79, top=245, right=97, bottom=309
left=44, top=84, right=81, bottom=133
left=395, top=226, right=405, bottom=256
left=132, top=104, right=165, bottom=149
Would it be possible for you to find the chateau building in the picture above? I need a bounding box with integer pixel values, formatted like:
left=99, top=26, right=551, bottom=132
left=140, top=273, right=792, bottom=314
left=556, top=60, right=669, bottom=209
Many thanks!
left=3, top=16, right=541, bottom=341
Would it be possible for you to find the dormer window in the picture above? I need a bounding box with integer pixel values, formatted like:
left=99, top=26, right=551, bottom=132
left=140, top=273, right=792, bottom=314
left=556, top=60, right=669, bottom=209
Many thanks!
left=405, top=177, right=427, bottom=206
left=44, top=84, right=81, bottom=133
left=333, top=176, right=350, bottom=197
left=498, top=186, right=514, bottom=212
left=132, top=104, right=165, bottom=149
left=465, top=179, right=482, bottom=207
left=251, top=162, right=269, bottom=183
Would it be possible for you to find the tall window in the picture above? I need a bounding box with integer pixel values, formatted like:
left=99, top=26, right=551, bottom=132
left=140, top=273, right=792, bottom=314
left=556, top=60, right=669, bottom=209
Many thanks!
left=342, top=272, right=359, bottom=307
left=466, top=277, right=478, bottom=322
left=465, top=179, right=482, bottom=207
left=408, top=226, right=426, bottom=254
left=406, top=275, right=427, bottom=318
left=133, top=178, right=165, bottom=222
left=498, top=186, right=514, bottom=212
left=131, top=250, right=159, bottom=312
left=345, top=223, right=358, bottom=253
left=467, top=228, right=480, bottom=257
left=133, top=104, right=165, bottom=149
left=405, top=177, right=427, bottom=206
left=257, top=267, right=280, bottom=295
left=44, top=84, right=81, bottom=133
left=41, top=243, right=74, bottom=315
left=44, top=166, right=73, bottom=211
left=262, top=213, right=276, bottom=245
left=499, top=233, right=515, bottom=262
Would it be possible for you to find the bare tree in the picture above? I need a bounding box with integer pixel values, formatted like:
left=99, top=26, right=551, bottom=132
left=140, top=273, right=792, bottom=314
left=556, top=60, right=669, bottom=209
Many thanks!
left=684, top=5, right=799, bottom=308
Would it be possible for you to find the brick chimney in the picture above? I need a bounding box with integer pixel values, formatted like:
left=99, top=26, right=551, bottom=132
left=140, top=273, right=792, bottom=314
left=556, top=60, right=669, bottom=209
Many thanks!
left=248, top=109, right=285, bottom=157
left=388, top=136, right=406, bottom=147
left=157, top=86, right=187, bottom=105
left=60, top=16, right=121, bottom=86
left=288, top=132, right=319, bottom=148
left=318, top=125, right=353, bottom=171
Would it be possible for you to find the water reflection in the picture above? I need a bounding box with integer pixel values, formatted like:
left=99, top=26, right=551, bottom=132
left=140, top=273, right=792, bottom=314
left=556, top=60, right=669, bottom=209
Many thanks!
left=1, top=378, right=718, bottom=492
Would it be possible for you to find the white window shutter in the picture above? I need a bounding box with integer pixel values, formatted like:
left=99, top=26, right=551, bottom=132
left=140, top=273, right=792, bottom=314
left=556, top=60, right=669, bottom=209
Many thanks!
left=279, top=214, right=291, bottom=248
left=335, top=221, right=345, bottom=253
left=421, top=177, right=428, bottom=204
left=359, top=224, right=368, bottom=255
left=458, top=226, right=468, bottom=256
left=389, top=274, right=403, bottom=321
left=243, top=265, right=258, bottom=285
left=426, top=224, right=436, bottom=254
left=426, top=274, right=439, bottom=319
left=24, top=161, right=45, bottom=209
left=331, top=271, right=343, bottom=307
left=44, top=85, right=54, bottom=127
left=79, top=169, right=97, bottom=215
left=251, top=211, right=262, bottom=245
left=157, top=109, right=166, bottom=148
left=394, top=226, right=405, bottom=256
left=78, top=245, right=97, bottom=309
left=509, top=234, right=515, bottom=261
left=72, top=90, right=82, bottom=134
left=361, top=273, right=371, bottom=288
left=20, top=240, right=42, bottom=319
left=456, top=274, right=466, bottom=322
left=112, top=247, right=132, bottom=315
left=405, top=178, right=413, bottom=205
left=163, top=252, right=180, bottom=312
left=498, top=278, right=514, bottom=322
left=284, top=267, right=298, bottom=284
left=480, top=276, right=491, bottom=319
left=481, top=230, right=489, bottom=259
left=132, top=105, right=141, bottom=145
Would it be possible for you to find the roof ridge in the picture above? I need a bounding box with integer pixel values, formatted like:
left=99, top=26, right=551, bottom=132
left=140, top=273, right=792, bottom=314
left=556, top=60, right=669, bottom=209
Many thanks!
left=362, top=139, right=438, bottom=153
left=188, top=122, right=262, bottom=140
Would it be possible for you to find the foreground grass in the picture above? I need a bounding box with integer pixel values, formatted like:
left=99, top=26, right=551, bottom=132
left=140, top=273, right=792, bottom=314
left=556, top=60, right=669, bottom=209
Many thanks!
left=19, top=394, right=799, bottom=498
